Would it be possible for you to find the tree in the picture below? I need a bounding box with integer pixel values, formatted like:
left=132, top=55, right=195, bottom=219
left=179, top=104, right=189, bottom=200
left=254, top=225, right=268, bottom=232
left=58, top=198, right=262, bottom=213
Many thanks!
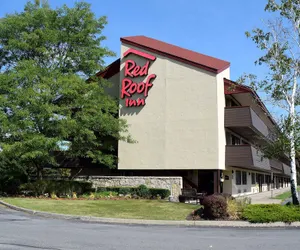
left=0, top=1, right=131, bottom=179
left=242, top=0, right=300, bottom=204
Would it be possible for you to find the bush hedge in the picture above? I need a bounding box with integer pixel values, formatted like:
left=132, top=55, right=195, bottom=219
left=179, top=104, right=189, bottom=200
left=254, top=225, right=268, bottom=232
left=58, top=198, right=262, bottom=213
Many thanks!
left=95, top=186, right=171, bottom=199
left=241, top=204, right=300, bottom=223
left=20, top=180, right=93, bottom=197
left=202, top=194, right=228, bottom=220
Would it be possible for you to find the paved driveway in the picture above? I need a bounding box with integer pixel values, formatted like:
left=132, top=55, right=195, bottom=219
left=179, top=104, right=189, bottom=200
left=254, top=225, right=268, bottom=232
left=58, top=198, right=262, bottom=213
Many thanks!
left=0, top=205, right=300, bottom=250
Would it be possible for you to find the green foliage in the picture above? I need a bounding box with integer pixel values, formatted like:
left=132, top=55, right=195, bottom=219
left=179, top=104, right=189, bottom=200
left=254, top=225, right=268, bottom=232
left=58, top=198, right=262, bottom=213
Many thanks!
left=20, top=180, right=93, bottom=197
left=242, top=204, right=300, bottom=223
left=94, top=186, right=170, bottom=199
left=227, top=197, right=251, bottom=220
left=136, top=185, right=150, bottom=198
left=241, top=0, right=300, bottom=205
left=202, top=194, right=228, bottom=220
left=118, top=187, right=133, bottom=195
left=148, top=188, right=171, bottom=199
left=0, top=1, right=131, bottom=178
left=0, top=158, right=28, bottom=194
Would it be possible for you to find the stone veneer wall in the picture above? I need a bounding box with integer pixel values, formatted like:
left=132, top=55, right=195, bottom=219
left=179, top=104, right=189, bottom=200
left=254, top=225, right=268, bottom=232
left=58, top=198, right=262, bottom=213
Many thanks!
left=76, top=176, right=183, bottom=201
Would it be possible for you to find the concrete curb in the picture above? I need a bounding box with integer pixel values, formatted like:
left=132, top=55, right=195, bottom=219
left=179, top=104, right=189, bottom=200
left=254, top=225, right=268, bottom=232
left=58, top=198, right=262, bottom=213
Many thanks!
left=1, top=199, right=300, bottom=228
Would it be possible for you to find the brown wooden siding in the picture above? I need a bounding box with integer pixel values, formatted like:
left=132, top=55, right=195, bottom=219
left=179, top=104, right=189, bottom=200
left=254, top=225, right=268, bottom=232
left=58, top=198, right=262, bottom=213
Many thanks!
left=225, top=107, right=252, bottom=127
left=283, top=163, right=291, bottom=176
left=270, top=159, right=283, bottom=171
left=225, top=145, right=270, bottom=172
left=225, top=106, right=269, bottom=138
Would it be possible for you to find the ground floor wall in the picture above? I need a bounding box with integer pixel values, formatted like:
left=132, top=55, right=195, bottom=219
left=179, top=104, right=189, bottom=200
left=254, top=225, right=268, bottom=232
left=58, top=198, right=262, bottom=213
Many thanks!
left=75, top=176, right=183, bottom=201
left=71, top=166, right=290, bottom=199
left=223, top=166, right=290, bottom=197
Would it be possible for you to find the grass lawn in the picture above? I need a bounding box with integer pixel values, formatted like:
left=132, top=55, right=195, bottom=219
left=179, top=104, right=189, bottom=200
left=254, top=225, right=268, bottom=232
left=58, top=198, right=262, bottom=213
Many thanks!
left=2, top=198, right=199, bottom=220
left=273, top=187, right=300, bottom=200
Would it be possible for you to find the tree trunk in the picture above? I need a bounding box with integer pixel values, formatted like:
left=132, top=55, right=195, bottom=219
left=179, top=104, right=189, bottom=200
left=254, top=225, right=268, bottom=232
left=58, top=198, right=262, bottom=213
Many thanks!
left=289, top=74, right=299, bottom=205
left=290, top=141, right=299, bottom=205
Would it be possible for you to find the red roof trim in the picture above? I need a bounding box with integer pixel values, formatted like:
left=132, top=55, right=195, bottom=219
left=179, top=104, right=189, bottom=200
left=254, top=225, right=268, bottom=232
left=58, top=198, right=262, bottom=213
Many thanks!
left=121, top=36, right=230, bottom=74
left=224, top=78, right=252, bottom=94
left=96, top=59, right=120, bottom=79
left=123, top=48, right=156, bottom=61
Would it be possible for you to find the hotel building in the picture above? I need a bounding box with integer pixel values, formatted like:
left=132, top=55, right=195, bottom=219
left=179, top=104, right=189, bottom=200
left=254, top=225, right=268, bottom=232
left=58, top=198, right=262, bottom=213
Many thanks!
left=80, top=35, right=291, bottom=197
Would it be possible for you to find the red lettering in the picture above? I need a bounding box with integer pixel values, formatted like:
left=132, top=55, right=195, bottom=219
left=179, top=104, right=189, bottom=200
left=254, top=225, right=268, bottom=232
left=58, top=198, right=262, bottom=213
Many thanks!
left=139, top=61, right=150, bottom=76
left=136, top=98, right=145, bottom=106
left=127, top=99, right=136, bottom=107
left=129, top=82, right=137, bottom=93
left=125, top=98, right=145, bottom=107
left=132, top=65, right=141, bottom=76
left=121, top=78, right=132, bottom=98
left=124, top=60, right=136, bottom=77
left=121, top=75, right=156, bottom=99
left=124, top=60, right=150, bottom=77
left=137, top=82, right=145, bottom=94
left=121, top=50, right=157, bottom=107
left=143, top=74, right=156, bottom=97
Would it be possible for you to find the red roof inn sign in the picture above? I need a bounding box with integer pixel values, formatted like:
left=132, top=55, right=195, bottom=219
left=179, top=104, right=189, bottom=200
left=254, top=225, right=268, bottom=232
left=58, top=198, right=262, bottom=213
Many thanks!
left=120, top=48, right=157, bottom=107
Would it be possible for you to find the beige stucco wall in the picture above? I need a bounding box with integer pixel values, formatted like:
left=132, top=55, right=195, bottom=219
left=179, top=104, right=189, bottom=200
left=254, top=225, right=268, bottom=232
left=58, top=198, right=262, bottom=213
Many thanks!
left=118, top=43, right=227, bottom=170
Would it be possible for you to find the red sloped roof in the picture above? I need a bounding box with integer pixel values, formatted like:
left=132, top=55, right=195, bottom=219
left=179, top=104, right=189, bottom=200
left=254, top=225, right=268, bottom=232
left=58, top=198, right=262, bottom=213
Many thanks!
left=120, top=36, right=230, bottom=74
left=224, top=78, right=252, bottom=94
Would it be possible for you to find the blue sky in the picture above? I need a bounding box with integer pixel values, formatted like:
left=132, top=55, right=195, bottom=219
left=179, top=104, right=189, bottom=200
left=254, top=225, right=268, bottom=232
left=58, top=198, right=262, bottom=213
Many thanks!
left=0, top=0, right=278, bottom=113
left=0, top=0, right=272, bottom=80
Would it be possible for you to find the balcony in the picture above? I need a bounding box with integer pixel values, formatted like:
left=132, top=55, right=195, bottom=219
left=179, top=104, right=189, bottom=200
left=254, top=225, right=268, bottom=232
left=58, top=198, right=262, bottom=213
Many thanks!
left=225, top=145, right=271, bottom=172
left=283, top=163, right=291, bottom=176
left=225, top=106, right=270, bottom=142
left=270, top=159, right=283, bottom=174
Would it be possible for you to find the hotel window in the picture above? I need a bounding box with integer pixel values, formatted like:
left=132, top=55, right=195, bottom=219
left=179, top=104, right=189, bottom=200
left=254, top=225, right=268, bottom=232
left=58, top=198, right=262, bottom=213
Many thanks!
left=236, top=171, right=241, bottom=185
left=251, top=173, right=256, bottom=184
left=232, top=135, right=241, bottom=145
left=226, top=98, right=239, bottom=107
left=242, top=171, right=247, bottom=185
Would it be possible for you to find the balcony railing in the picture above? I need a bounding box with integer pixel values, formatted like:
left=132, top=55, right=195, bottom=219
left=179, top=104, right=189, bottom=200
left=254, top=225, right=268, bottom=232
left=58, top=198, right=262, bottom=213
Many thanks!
left=225, top=145, right=271, bottom=172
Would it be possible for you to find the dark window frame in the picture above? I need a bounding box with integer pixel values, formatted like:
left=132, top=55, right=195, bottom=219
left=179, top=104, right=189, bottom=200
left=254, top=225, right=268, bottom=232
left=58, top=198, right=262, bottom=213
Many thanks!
left=251, top=173, right=256, bottom=184
left=236, top=170, right=241, bottom=185
left=242, top=171, right=247, bottom=185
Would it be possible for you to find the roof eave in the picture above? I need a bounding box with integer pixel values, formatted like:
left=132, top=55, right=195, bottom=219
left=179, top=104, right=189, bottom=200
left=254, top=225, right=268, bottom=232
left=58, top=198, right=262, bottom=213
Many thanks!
left=121, top=38, right=230, bottom=74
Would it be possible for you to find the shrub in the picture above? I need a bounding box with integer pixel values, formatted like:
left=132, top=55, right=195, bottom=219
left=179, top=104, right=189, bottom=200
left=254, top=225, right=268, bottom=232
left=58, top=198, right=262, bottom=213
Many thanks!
left=202, top=194, right=228, bottom=220
left=89, top=186, right=170, bottom=199
left=20, top=180, right=48, bottom=196
left=241, top=204, right=300, bottom=223
left=214, top=193, right=235, bottom=201
left=94, top=191, right=118, bottom=198
left=136, top=185, right=150, bottom=198
left=20, top=180, right=93, bottom=197
left=227, top=196, right=251, bottom=220
left=227, top=199, right=240, bottom=220
left=149, top=188, right=171, bottom=199
left=118, top=187, right=132, bottom=195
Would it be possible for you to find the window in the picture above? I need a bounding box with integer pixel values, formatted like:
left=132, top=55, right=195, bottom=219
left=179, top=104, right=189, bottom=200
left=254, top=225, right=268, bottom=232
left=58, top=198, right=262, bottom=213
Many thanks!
left=232, top=135, right=241, bottom=145
left=242, top=171, right=247, bottom=185
left=236, top=171, right=241, bottom=185
left=225, top=98, right=239, bottom=107
left=251, top=173, right=256, bottom=184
